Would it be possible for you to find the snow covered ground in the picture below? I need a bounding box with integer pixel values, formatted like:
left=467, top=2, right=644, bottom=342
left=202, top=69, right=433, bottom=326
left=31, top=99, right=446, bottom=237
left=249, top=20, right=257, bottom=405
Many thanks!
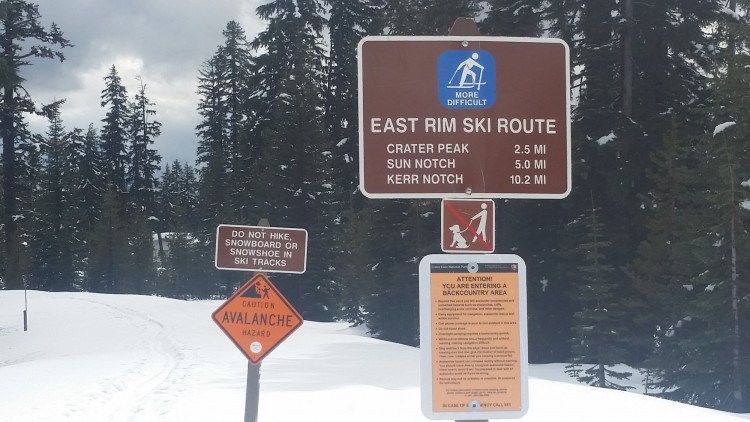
left=0, top=290, right=747, bottom=421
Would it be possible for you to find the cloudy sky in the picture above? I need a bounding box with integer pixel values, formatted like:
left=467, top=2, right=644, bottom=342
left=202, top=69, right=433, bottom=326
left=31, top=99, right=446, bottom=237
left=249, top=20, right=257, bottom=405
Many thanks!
left=24, top=0, right=267, bottom=167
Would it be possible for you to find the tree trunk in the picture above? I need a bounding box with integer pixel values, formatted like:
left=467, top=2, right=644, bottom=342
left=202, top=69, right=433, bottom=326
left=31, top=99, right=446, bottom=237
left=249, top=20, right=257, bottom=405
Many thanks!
left=621, top=0, right=634, bottom=118
left=1, top=11, right=20, bottom=289
left=1, top=99, right=20, bottom=289
left=725, top=129, right=743, bottom=410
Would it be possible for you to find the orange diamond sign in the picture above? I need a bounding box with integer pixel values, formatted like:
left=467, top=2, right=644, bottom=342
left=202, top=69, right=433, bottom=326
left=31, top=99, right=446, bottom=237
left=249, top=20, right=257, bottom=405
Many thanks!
left=212, top=273, right=303, bottom=364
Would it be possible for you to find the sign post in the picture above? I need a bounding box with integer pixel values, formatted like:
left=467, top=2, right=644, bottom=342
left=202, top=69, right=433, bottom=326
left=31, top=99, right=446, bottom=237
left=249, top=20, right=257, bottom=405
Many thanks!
left=419, top=254, right=528, bottom=420
left=213, top=219, right=306, bottom=422
left=358, top=36, right=571, bottom=199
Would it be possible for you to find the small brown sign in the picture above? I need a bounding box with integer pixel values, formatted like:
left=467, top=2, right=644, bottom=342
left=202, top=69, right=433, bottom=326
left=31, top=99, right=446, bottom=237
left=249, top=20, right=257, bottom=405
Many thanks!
left=215, top=224, right=308, bottom=273
left=358, top=36, right=571, bottom=199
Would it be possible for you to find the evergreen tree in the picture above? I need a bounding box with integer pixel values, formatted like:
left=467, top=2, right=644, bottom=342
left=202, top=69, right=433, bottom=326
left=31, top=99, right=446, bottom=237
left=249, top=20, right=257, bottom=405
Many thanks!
left=481, top=0, right=544, bottom=37
left=325, top=0, right=384, bottom=323
left=28, top=101, right=77, bottom=291
left=126, top=77, right=162, bottom=215
left=246, top=0, right=337, bottom=318
left=100, top=65, right=130, bottom=194
left=350, top=0, right=480, bottom=343
left=194, top=22, right=252, bottom=236
left=0, top=0, right=70, bottom=289
left=124, top=78, right=162, bottom=283
left=160, top=160, right=198, bottom=233
left=629, top=3, right=750, bottom=411
left=250, top=0, right=326, bottom=128
left=548, top=0, right=721, bottom=366
left=72, top=124, right=104, bottom=233
left=122, top=208, right=156, bottom=295
left=252, top=67, right=337, bottom=320
left=419, top=0, right=479, bottom=35
left=565, top=195, right=634, bottom=390
left=8, top=110, right=37, bottom=287
left=195, top=53, right=231, bottom=233
left=217, top=21, right=253, bottom=218
left=325, top=0, right=381, bottom=209
left=358, top=199, right=423, bottom=345
left=193, top=22, right=255, bottom=297
left=157, top=160, right=204, bottom=298
left=86, top=189, right=130, bottom=293
left=159, top=230, right=208, bottom=299
left=383, top=0, right=479, bottom=36
left=626, top=121, right=699, bottom=360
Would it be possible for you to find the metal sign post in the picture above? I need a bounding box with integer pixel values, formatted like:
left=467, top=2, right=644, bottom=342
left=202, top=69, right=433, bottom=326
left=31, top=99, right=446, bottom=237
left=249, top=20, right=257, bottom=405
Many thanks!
left=245, top=363, right=260, bottom=422
left=212, top=218, right=305, bottom=422
left=23, top=288, right=28, bottom=331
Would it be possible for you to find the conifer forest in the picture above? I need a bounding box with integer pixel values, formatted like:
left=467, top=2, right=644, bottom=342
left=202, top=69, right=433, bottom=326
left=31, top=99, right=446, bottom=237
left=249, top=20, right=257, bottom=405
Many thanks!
left=1, top=0, right=750, bottom=413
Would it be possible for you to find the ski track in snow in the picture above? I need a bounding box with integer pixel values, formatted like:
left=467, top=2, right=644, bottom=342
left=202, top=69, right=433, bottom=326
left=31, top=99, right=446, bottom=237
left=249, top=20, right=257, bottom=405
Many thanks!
left=61, top=297, right=192, bottom=421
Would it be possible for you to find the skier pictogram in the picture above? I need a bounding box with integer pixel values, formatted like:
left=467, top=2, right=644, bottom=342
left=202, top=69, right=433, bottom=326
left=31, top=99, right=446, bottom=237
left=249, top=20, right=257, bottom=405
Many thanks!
left=448, top=52, right=486, bottom=90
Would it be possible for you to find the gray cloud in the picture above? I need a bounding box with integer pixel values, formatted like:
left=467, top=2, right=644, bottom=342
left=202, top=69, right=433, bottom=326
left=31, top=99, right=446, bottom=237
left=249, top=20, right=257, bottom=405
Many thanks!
left=24, top=0, right=266, bottom=167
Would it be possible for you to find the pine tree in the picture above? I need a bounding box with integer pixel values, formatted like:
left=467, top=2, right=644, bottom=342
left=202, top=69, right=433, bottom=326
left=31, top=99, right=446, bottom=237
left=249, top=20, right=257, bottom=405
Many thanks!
left=550, top=0, right=721, bottom=367
left=217, top=21, right=253, bottom=218
left=195, top=53, right=231, bottom=233
left=122, top=207, right=156, bottom=295
left=325, top=0, right=384, bottom=324
left=481, top=0, right=543, bottom=37
left=160, top=160, right=198, bottom=233
left=626, top=121, right=698, bottom=360
left=159, top=230, right=209, bottom=299
left=383, top=0, right=478, bottom=36
left=126, top=77, right=162, bottom=215
left=100, top=65, right=130, bottom=195
left=194, top=22, right=252, bottom=236
left=0, top=0, right=71, bottom=289
left=28, top=101, right=78, bottom=291
left=358, top=199, right=423, bottom=345
left=193, top=22, right=255, bottom=297
left=632, top=3, right=750, bottom=411
left=72, top=124, right=104, bottom=233
left=326, top=0, right=382, bottom=209
left=565, top=195, right=634, bottom=390
left=252, top=68, right=337, bottom=320
left=87, top=189, right=130, bottom=293
left=246, top=0, right=337, bottom=318
left=157, top=160, right=204, bottom=298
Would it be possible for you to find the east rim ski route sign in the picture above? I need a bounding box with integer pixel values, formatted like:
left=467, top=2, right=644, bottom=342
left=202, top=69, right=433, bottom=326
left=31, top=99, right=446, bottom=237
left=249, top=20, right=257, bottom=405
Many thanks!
left=215, top=224, right=308, bottom=273
left=419, top=254, right=529, bottom=420
left=358, top=36, right=571, bottom=199
left=212, top=273, right=303, bottom=365
left=441, top=199, right=495, bottom=253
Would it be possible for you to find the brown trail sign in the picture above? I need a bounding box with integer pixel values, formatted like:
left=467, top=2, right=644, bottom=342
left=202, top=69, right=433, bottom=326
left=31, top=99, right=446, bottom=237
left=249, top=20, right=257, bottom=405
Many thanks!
left=358, top=36, right=571, bottom=199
